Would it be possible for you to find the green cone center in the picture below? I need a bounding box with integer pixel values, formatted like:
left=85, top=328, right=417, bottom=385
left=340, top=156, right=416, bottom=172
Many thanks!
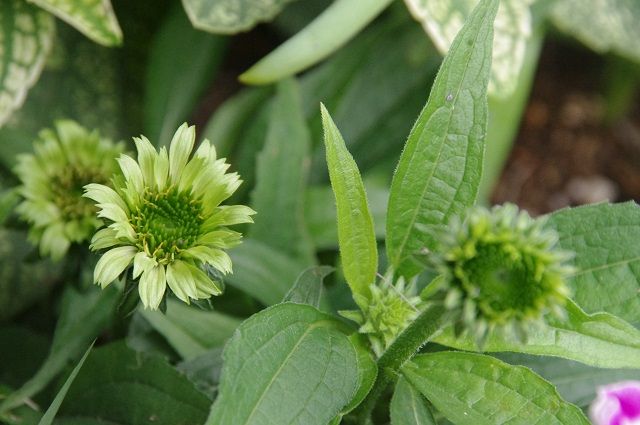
left=461, top=243, right=542, bottom=317
left=51, top=166, right=105, bottom=220
left=131, top=188, right=203, bottom=261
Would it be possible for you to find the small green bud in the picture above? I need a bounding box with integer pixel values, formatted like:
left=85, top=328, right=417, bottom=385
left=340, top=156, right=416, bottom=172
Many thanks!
left=15, top=120, right=124, bottom=261
left=429, top=203, right=573, bottom=346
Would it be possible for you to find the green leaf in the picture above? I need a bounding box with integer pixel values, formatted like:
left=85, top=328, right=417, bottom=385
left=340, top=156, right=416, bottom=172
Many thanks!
left=548, top=201, right=640, bottom=323
left=336, top=334, right=377, bottom=418
left=498, top=353, right=640, bottom=408
left=239, top=0, right=394, bottom=85
left=390, top=376, right=436, bottom=425
left=403, top=352, right=590, bottom=425
left=177, top=347, right=224, bottom=398
left=182, top=0, right=296, bottom=34
left=305, top=184, right=388, bottom=250
left=226, top=238, right=303, bottom=305
left=321, top=105, right=377, bottom=304
left=435, top=299, right=640, bottom=369
left=386, top=0, right=497, bottom=278
left=55, top=342, right=210, bottom=424
left=405, top=0, right=534, bottom=98
left=206, top=303, right=359, bottom=425
left=144, top=5, right=226, bottom=147
left=0, top=0, right=54, bottom=128
left=202, top=87, right=271, bottom=158
left=38, top=343, right=93, bottom=425
left=27, top=0, right=122, bottom=46
left=0, top=286, right=117, bottom=414
left=250, top=79, right=315, bottom=265
left=283, top=266, right=334, bottom=308
left=550, top=0, right=640, bottom=63
left=140, top=300, right=241, bottom=360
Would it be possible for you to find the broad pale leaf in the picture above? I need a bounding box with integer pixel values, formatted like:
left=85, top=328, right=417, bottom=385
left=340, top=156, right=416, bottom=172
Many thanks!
left=386, top=0, right=497, bottom=278
left=27, top=0, right=122, bottom=46
left=405, top=0, right=533, bottom=97
left=239, top=0, right=394, bottom=84
left=283, top=265, right=333, bottom=308
left=550, top=0, right=640, bottom=63
left=207, top=303, right=359, bottom=425
left=141, top=300, right=241, bottom=360
left=402, top=352, right=590, bottom=424
left=250, top=79, right=315, bottom=264
left=548, top=201, right=640, bottom=323
left=390, top=376, right=436, bottom=425
left=499, top=353, right=640, bottom=408
left=321, top=105, right=377, bottom=304
left=55, top=342, right=210, bottom=425
left=435, top=299, right=640, bottom=369
left=182, top=0, right=296, bottom=34
left=0, top=0, right=53, bottom=128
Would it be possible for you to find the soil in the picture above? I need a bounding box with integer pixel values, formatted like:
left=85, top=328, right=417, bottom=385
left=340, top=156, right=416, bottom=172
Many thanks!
left=491, top=40, right=640, bottom=215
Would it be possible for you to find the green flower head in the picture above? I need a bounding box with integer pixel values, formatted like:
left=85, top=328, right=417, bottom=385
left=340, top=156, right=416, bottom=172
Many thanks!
left=430, top=203, right=573, bottom=345
left=84, top=123, right=255, bottom=310
left=15, top=120, right=124, bottom=261
left=342, top=273, right=422, bottom=357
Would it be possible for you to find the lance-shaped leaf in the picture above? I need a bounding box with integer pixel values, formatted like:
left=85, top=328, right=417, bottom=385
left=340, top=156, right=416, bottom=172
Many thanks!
left=250, top=79, right=315, bottom=265
left=548, top=201, right=640, bottom=323
left=386, top=0, right=497, bottom=278
left=27, top=0, right=122, bottom=46
left=435, top=299, right=640, bottom=369
left=0, top=0, right=54, bottom=128
left=182, top=0, right=297, bottom=34
left=321, top=105, right=377, bottom=304
left=402, top=352, right=590, bottom=425
left=206, top=303, right=359, bottom=425
left=405, top=0, right=534, bottom=98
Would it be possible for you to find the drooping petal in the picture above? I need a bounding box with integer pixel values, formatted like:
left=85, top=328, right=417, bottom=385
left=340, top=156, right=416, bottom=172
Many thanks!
left=166, top=259, right=198, bottom=302
left=183, top=246, right=232, bottom=274
left=201, top=205, right=255, bottom=232
left=139, top=264, right=167, bottom=309
left=133, top=251, right=157, bottom=279
left=184, top=261, right=221, bottom=298
left=133, top=135, right=156, bottom=185
left=168, top=123, right=195, bottom=185
left=40, top=222, right=70, bottom=261
left=96, top=202, right=129, bottom=223
left=94, top=246, right=136, bottom=288
left=90, top=227, right=120, bottom=250
left=84, top=183, right=128, bottom=213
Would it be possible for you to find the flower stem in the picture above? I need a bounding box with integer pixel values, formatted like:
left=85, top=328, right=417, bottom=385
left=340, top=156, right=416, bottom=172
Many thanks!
left=355, top=303, right=450, bottom=422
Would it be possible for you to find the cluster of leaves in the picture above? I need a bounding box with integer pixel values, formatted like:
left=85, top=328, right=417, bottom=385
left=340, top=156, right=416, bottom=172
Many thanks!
left=0, top=0, right=639, bottom=425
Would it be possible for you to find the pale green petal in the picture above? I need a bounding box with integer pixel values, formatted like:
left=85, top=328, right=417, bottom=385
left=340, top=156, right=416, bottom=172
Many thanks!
left=166, top=260, right=198, bottom=302
left=201, top=205, right=255, bottom=232
left=97, top=202, right=128, bottom=223
left=16, top=200, right=60, bottom=227
left=200, top=173, right=241, bottom=213
left=40, top=222, right=70, bottom=261
left=139, top=265, right=167, bottom=310
left=133, top=135, right=156, bottom=185
left=55, top=120, right=85, bottom=146
left=94, top=245, right=136, bottom=288
left=185, top=261, right=221, bottom=298
left=183, top=246, right=232, bottom=274
left=84, top=183, right=128, bottom=213
left=169, top=123, right=195, bottom=185
left=194, top=139, right=216, bottom=161
left=196, top=229, right=243, bottom=248
left=177, top=156, right=207, bottom=193
left=90, top=228, right=120, bottom=250
left=154, top=147, right=169, bottom=190
left=117, top=154, right=144, bottom=195
left=133, top=251, right=156, bottom=279
left=109, top=220, right=137, bottom=241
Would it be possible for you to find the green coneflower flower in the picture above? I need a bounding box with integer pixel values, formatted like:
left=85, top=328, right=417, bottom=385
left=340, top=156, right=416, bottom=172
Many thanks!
left=15, top=120, right=124, bottom=261
left=342, top=273, right=422, bottom=357
left=429, top=203, right=573, bottom=345
left=84, top=123, right=255, bottom=310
